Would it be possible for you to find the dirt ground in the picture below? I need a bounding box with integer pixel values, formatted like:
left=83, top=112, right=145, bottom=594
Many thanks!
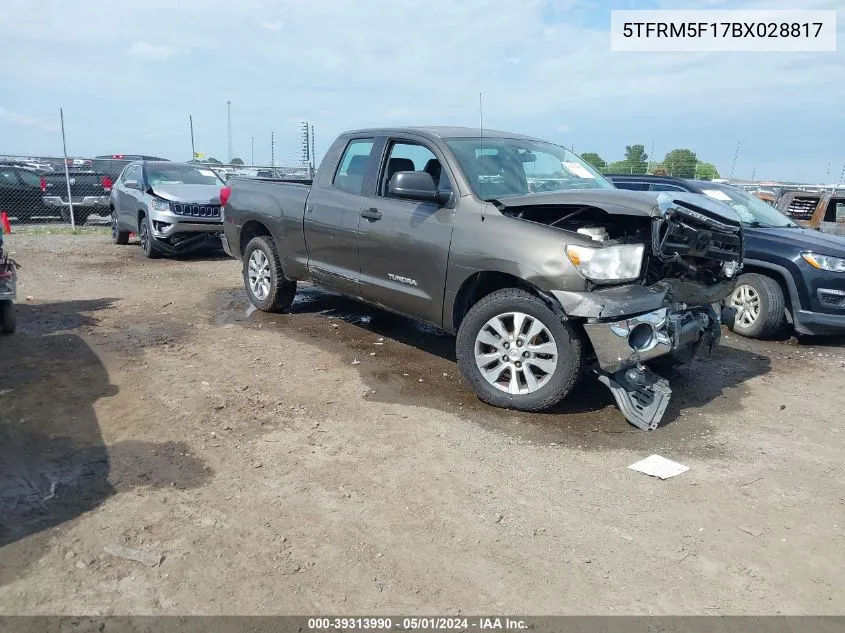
left=1, top=230, right=844, bottom=615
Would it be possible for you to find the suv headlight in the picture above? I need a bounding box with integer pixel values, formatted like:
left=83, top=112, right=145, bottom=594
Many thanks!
left=565, top=243, right=645, bottom=282
left=802, top=252, right=845, bottom=273
left=150, top=198, right=170, bottom=212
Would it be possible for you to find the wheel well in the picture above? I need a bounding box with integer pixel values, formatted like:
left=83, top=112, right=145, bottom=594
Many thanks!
left=452, top=272, right=546, bottom=331
left=741, top=265, right=793, bottom=315
left=240, top=220, right=272, bottom=255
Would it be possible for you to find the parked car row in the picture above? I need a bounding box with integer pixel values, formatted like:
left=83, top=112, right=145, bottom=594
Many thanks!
left=0, top=154, right=169, bottom=224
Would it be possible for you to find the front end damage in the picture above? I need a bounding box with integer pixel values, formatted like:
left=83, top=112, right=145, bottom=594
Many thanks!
left=500, top=191, right=744, bottom=429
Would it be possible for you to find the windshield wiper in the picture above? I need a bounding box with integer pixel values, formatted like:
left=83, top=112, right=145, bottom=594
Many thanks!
left=744, top=221, right=800, bottom=229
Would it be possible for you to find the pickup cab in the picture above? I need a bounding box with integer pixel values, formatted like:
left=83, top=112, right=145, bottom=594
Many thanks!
left=220, top=127, right=745, bottom=430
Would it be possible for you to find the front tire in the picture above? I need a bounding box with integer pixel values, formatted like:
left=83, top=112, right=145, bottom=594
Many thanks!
left=727, top=273, right=785, bottom=339
left=139, top=213, right=161, bottom=259
left=456, top=288, right=583, bottom=412
left=1, top=300, right=16, bottom=334
left=242, top=236, right=297, bottom=313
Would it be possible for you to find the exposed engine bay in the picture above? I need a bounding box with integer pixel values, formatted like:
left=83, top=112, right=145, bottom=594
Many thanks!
left=499, top=200, right=743, bottom=294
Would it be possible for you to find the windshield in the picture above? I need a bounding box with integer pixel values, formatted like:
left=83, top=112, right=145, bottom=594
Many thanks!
left=700, top=185, right=798, bottom=228
left=146, top=164, right=224, bottom=186
left=445, top=137, right=613, bottom=200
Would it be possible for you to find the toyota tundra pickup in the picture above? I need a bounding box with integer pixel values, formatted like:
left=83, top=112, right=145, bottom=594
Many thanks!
left=219, top=127, right=744, bottom=430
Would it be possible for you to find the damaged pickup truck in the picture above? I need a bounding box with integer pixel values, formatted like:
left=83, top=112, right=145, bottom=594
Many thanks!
left=220, top=127, right=744, bottom=429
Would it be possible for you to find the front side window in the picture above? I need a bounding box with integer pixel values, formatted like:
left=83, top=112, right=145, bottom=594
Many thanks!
left=17, top=170, right=41, bottom=187
left=333, top=139, right=375, bottom=195
left=445, top=137, right=613, bottom=200
left=380, top=141, right=450, bottom=196
left=145, top=164, right=223, bottom=186
left=121, top=165, right=138, bottom=183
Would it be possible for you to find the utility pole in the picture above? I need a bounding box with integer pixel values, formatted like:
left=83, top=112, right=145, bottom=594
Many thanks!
left=189, top=114, right=196, bottom=160
left=826, top=160, right=832, bottom=181
left=226, top=101, right=233, bottom=163
left=751, top=168, right=756, bottom=181
left=311, top=124, right=316, bottom=172
left=728, top=140, right=741, bottom=180
left=59, top=108, right=75, bottom=229
left=300, top=121, right=312, bottom=178
left=835, top=163, right=845, bottom=191
left=271, top=131, right=275, bottom=167
left=250, top=137, right=255, bottom=166
left=646, top=140, right=655, bottom=174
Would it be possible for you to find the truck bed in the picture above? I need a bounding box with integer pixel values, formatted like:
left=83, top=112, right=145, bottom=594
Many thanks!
left=222, top=177, right=313, bottom=277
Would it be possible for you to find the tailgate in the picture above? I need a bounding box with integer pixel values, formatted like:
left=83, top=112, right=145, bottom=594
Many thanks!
left=43, top=172, right=109, bottom=200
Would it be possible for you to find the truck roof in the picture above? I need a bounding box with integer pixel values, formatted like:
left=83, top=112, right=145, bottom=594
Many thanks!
left=340, top=126, right=543, bottom=142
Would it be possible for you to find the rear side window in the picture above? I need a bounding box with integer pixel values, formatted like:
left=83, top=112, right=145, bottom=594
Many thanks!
left=333, top=139, right=374, bottom=195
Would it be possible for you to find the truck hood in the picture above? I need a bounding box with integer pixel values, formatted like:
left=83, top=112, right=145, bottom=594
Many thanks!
left=746, top=226, right=845, bottom=258
left=150, top=184, right=222, bottom=203
left=493, top=190, right=742, bottom=226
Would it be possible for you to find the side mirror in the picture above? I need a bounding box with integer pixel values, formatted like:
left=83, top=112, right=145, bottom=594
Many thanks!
left=124, top=180, right=140, bottom=190
left=388, top=171, right=450, bottom=205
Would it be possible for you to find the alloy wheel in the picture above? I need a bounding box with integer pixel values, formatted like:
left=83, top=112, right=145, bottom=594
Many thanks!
left=730, top=284, right=761, bottom=328
left=248, top=249, right=271, bottom=301
left=474, top=311, right=558, bottom=395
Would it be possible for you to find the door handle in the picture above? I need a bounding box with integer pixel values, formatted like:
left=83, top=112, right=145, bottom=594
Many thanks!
left=360, top=208, right=382, bottom=221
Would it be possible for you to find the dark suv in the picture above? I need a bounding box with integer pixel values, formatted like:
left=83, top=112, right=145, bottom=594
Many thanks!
left=607, top=174, right=845, bottom=338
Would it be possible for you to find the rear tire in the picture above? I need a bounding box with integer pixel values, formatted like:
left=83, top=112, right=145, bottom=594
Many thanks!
left=111, top=210, right=129, bottom=245
left=727, top=273, right=785, bottom=339
left=139, top=213, right=161, bottom=259
left=242, top=236, right=297, bottom=313
left=0, top=300, right=15, bottom=334
left=456, top=288, right=583, bottom=412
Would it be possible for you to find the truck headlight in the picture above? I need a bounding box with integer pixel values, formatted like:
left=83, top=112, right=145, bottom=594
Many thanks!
left=565, top=244, right=645, bottom=282
left=802, top=252, right=845, bottom=273
left=150, top=198, right=171, bottom=212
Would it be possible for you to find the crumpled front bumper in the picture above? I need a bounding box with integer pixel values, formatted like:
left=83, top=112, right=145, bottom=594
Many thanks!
left=551, top=279, right=735, bottom=374
left=583, top=304, right=722, bottom=373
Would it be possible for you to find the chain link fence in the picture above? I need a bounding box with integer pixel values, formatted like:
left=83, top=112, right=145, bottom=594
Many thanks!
left=0, top=155, right=309, bottom=229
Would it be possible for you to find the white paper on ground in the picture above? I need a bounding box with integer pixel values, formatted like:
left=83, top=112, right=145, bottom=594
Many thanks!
left=628, top=454, right=689, bottom=479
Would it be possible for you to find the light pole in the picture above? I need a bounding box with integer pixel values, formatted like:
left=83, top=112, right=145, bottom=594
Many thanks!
left=226, top=100, right=233, bottom=163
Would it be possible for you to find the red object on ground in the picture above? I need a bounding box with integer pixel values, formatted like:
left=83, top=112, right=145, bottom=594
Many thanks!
left=1, top=212, right=11, bottom=234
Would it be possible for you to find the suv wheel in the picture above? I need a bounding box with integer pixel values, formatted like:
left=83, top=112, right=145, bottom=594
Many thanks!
left=456, top=288, right=583, bottom=412
left=242, top=236, right=297, bottom=312
left=727, top=273, right=785, bottom=338
left=139, top=214, right=161, bottom=259
left=111, top=210, right=129, bottom=245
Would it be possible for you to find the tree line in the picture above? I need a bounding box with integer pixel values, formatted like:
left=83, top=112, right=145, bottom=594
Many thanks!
left=580, top=145, right=720, bottom=180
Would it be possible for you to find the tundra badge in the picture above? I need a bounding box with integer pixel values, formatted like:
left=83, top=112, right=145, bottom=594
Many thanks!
left=388, top=273, right=418, bottom=286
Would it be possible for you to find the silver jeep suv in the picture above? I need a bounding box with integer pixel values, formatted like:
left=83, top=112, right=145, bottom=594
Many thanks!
left=109, top=161, right=225, bottom=258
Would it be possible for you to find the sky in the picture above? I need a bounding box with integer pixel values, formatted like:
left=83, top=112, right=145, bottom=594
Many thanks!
left=0, top=0, right=842, bottom=182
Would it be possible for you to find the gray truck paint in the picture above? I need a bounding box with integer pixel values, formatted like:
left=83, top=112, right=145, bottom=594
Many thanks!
left=221, top=126, right=745, bottom=425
